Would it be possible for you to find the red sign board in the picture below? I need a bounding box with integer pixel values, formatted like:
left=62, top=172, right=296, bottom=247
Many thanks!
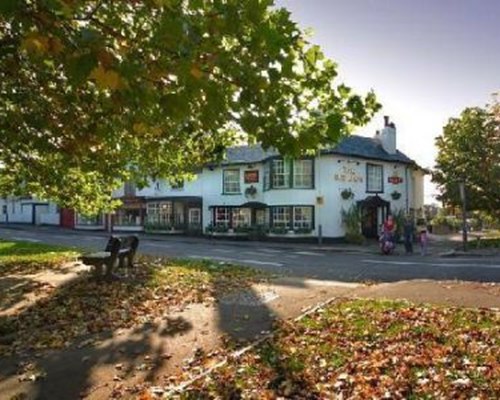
left=244, top=170, right=259, bottom=184
left=388, top=176, right=403, bottom=184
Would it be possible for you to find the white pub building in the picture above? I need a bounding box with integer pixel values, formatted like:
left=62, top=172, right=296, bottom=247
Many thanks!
left=1, top=117, right=425, bottom=240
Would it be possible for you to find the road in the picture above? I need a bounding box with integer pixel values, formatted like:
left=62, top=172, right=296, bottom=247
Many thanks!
left=2, top=225, right=499, bottom=283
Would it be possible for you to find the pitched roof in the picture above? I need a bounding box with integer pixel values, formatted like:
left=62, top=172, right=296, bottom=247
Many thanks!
left=221, top=135, right=419, bottom=167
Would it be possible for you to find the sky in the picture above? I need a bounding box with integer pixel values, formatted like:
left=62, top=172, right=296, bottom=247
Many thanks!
left=275, top=0, right=500, bottom=204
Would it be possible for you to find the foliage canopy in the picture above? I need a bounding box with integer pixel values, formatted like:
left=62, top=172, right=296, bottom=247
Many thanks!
left=433, top=97, right=500, bottom=218
left=0, top=0, right=380, bottom=213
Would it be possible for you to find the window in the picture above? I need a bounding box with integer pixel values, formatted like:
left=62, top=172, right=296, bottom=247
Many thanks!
left=223, top=169, right=240, bottom=194
left=232, top=208, right=251, bottom=227
left=293, top=159, right=313, bottom=188
left=147, top=202, right=172, bottom=225
left=272, top=206, right=291, bottom=228
left=115, top=209, right=141, bottom=226
left=76, top=214, right=103, bottom=226
left=272, top=159, right=290, bottom=188
left=367, top=164, right=383, bottom=193
left=293, top=207, right=313, bottom=230
left=215, top=207, right=230, bottom=226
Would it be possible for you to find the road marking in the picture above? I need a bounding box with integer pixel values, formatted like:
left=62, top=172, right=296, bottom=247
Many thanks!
left=188, top=255, right=283, bottom=267
left=241, top=259, right=283, bottom=267
left=11, top=237, right=41, bottom=243
left=294, top=251, right=325, bottom=257
left=213, top=248, right=233, bottom=253
left=361, top=259, right=500, bottom=269
left=259, top=249, right=283, bottom=254
left=144, top=243, right=171, bottom=248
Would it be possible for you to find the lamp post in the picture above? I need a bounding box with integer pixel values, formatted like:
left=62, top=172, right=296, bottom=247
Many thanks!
left=458, top=180, right=467, bottom=251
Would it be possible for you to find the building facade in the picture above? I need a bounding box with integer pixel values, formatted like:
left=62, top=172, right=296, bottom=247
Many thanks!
left=0, top=117, right=425, bottom=240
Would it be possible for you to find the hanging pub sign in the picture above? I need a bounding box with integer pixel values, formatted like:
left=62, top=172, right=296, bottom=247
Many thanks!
left=244, top=170, right=259, bottom=184
left=388, top=176, right=403, bottom=184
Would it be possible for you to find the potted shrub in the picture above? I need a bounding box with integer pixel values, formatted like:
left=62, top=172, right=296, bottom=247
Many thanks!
left=391, top=191, right=402, bottom=200
left=340, top=188, right=354, bottom=200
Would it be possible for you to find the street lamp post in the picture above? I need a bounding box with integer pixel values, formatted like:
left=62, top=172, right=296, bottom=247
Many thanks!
left=458, top=180, right=467, bottom=251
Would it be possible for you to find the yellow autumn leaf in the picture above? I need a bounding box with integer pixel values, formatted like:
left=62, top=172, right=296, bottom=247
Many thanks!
left=90, top=65, right=122, bottom=90
left=133, top=122, right=147, bottom=134
left=190, top=66, right=204, bottom=79
left=21, top=32, right=50, bottom=54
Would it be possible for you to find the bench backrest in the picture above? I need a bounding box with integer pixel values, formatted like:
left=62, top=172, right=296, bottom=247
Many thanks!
left=120, top=235, right=139, bottom=255
left=104, top=236, right=120, bottom=252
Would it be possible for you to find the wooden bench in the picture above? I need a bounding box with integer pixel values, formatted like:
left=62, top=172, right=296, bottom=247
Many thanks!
left=81, top=235, right=139, bottom=281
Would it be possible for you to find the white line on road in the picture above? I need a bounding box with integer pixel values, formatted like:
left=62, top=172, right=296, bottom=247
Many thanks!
left=11, top=237, right=41, bottom=243
left=188, top=255, right=283, bottom=267
left=259, top=248, right=283, bottom=254
left=294, top=251, right=325, bottom=257
left=143, top=243, right=171, bottom=248
left=361, top=259, right=500, bottom=269
left=241, top=259, right=283, bottom=267
left=212, top=248, right=233, bottom=253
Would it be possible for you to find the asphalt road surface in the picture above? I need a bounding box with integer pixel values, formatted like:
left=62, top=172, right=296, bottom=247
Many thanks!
left=2, top=225, right=499, bottom=283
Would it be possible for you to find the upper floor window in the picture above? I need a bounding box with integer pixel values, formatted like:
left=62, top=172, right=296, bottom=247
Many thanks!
left=272, top=159, right=290, bottom=188
left=223, top=169, right=240, bottom=194
left=366, top=164, right=383, bottom=193
left=293, top=159, right=314, bottom=188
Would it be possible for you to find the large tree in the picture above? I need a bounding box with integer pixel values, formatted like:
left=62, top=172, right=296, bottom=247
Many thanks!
left=433, top=97, right=500, bottom=218
left=0, top=0, right=380, bottom=214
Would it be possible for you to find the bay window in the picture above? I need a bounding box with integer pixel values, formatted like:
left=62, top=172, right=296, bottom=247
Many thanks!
left=271, top=159, right=290, bottom=188
left=293, top=159, right=314, bottom=188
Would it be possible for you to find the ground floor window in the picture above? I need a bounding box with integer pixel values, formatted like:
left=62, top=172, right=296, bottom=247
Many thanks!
left=272, top=206, right=291, bottom=229
left=232, top=208, right=251, bottom=228
left=293, top=207, right=313, bottom=230
left=215, top=207, right=230, bottom=227
left=147, top=201, right=173, bottom=225
left=269, top=205, right=314, bottom=231
left=76, top=214, right=103, bottom=226
left=115, top=209, right=142, bottom=226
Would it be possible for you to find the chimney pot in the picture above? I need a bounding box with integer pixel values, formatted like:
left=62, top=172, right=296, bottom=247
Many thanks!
left=384, top=115, right=390, bottom=126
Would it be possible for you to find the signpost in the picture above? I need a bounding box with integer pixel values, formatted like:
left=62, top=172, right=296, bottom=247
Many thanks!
left=458, top=181, right=467, bottom=251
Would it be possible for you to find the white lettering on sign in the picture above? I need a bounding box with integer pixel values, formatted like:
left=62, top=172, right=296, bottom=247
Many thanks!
left=334, top=166, right=363, bottom=183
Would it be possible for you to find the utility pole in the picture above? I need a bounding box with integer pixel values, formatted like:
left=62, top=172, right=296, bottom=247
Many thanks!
left=458, top=180, right=467, bottom=251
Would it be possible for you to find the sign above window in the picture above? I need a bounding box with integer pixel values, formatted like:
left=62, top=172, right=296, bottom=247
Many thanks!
left=244, top=170, right=259, bottom=184
left=388, top=176, right=403, bottom=184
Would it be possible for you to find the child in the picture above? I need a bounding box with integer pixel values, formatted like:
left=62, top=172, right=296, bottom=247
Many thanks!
left=419, top=228, right=428, bottom=256
left=403, top=215, right=414, bottom=254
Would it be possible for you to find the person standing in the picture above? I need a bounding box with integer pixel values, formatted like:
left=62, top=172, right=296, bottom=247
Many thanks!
left=419, top=227, right=428, bottom=256
left=403, top=215, right=414, bottom=254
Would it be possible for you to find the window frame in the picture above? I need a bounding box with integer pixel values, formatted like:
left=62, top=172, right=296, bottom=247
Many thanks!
left=366, top=163, right=384, bottom=193
left=271, top=159, right=291, bottom=189
left=293, top=206, right=314, bottom=230
left=222, top=169, right=241, bottom=195
left=293, top=159, right=314, bottom=189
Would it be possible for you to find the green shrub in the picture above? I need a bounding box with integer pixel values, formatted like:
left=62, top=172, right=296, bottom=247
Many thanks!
left=341, top=205, right=364, bottom=244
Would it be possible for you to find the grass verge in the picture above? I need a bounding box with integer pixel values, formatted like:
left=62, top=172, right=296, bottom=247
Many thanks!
left=182, top=299, right=499, bottom=399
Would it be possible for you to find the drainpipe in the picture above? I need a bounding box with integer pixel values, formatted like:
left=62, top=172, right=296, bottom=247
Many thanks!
left=405, top=166, right=409, bottom=213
